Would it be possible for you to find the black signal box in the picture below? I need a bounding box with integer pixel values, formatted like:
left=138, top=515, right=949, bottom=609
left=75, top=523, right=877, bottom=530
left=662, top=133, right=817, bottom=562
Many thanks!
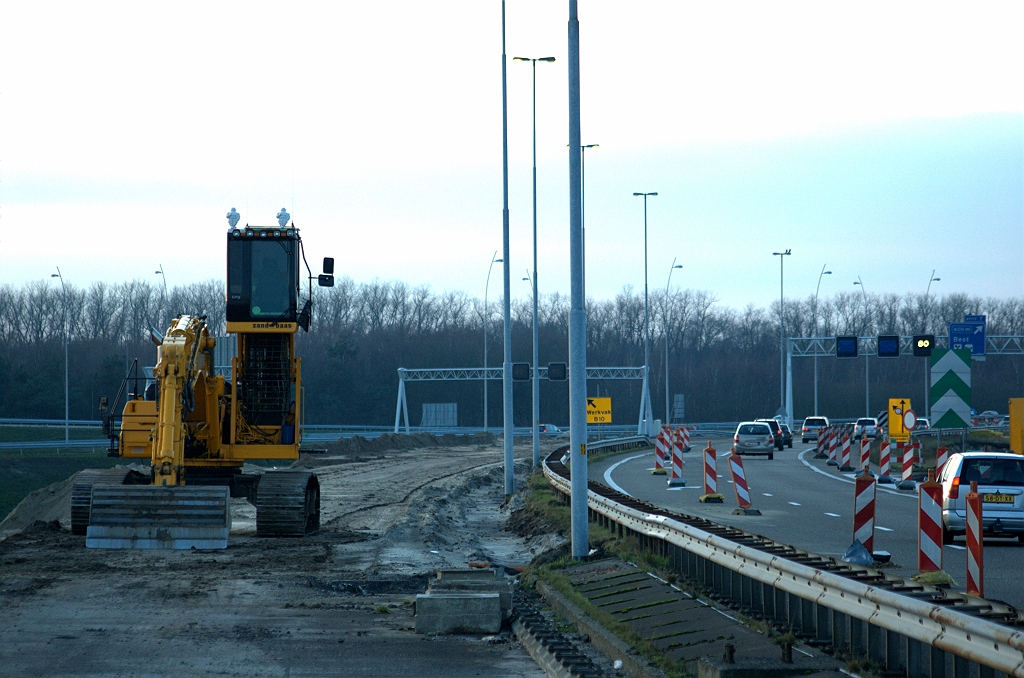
left=512, top=363, right=531, bottom=382
left=913, top=334, right=935, bottom=357
left=547, top=362, right=567, bottom=381
left=836, top=336, right=858, bottom=358
left=877, top=335, right=900, bottom=358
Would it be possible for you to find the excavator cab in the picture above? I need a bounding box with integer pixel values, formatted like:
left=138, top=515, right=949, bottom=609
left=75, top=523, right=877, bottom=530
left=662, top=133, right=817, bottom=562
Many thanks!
left=78, top=223, right=333, bottom=549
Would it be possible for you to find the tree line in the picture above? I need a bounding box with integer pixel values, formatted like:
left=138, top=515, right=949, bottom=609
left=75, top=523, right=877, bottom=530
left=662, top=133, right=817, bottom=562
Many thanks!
left=1, top=277, right=1021, bottom=426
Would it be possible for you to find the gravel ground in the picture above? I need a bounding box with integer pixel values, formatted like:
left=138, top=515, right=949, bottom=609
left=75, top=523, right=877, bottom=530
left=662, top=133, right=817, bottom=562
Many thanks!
left=0, top=436, right=567, bottom=677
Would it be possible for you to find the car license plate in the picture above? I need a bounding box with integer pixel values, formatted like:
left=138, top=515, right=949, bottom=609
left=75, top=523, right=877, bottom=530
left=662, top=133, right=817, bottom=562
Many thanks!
left=743, top=442, right=755, bottom=447
left=983, top=494, right=1014, bottom=504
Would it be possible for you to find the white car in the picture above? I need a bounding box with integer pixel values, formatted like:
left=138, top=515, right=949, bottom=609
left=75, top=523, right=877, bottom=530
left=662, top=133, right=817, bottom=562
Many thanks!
left=853, top=418, right=879, bottom=440
left=800, top=416, right=829, bottom=444
left=940, top=452, right=1024, bottom=543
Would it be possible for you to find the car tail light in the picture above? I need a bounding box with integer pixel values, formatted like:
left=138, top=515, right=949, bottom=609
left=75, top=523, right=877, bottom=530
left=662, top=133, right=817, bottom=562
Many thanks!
left=767, top=435, right=774, bottom=444
left=734, top=434, right=739, bottom=443
left=949, top=475, right=960, bottom=499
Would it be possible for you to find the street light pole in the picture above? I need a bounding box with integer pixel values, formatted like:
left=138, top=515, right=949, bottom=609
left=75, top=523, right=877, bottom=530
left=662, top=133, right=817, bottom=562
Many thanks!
left=581, top=144, right=598, bottom=299
left=664, top=260, right=682, bottom=424
left=155, top=264, right=168, bottom=327
left=484, top=252, right=502, bottom=433
left=633, top=192, right=657, bottom=435
left=924, top=270, right=940, bottom=419
left=813, top=265, right=832, bottom=416
left=51, top=268, right=69, bottom=442
left=854, top=277, right=869, bottom=417
left=772, top=250, right=792, bottom=417
left=500, top=0, right=514, bottom=497
left=514, top=55, right=555, bottom=469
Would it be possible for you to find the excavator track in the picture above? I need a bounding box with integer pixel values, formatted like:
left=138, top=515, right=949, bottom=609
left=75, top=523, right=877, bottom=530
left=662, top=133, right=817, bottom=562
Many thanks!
left=70, top=468, right=141, bottom=535
left=255, top=470, right=320, bottom=537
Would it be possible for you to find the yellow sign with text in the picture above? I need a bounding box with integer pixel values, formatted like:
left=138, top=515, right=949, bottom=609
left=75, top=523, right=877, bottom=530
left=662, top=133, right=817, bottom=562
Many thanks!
left=888, top=398, right=911, bottom=443
left=586, top=397, right=612, bottom=424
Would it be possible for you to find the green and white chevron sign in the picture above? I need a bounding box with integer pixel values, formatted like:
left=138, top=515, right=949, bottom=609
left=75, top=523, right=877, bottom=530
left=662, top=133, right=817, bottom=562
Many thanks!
left=930, top=348, right=971, bottom=429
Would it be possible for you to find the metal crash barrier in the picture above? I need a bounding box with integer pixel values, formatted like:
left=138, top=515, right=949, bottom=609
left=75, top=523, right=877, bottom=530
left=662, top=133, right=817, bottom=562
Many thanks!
left=543, top=437, right=1024, bottom=678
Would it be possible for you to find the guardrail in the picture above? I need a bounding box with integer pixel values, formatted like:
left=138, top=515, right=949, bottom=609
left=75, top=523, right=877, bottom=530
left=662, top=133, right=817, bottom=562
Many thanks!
left=543, top=437, right=1024, bottom=678
left=0, top=439, right=110, bottom=451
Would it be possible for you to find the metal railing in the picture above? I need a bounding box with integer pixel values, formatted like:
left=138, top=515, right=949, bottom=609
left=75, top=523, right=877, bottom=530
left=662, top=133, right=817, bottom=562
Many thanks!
left=543, top=437, right=1024, bottom=678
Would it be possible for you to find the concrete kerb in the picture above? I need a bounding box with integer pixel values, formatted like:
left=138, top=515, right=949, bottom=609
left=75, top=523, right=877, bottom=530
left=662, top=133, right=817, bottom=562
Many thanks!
left=536, top=579, right=669, bottom=678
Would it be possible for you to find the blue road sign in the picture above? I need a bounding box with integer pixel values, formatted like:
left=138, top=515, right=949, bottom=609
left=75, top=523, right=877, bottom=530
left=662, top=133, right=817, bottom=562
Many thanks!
left=965, top=314, right=986, bottom=324
left=949, top=322, right=986, bottom=356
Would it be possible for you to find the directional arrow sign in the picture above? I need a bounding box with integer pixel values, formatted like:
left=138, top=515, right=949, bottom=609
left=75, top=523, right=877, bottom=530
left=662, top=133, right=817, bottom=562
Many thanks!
left=889, top=398, right=911, bottom=442
left=949, top=322, right=986, bottom=356
left=586, top=397, right=612, bottom=424
left=931, top=349, right=971, bottom=428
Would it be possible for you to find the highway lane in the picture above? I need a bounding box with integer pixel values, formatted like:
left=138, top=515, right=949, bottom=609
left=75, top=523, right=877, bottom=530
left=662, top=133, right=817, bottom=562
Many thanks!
left=590, top=438, right=1024, bottom=609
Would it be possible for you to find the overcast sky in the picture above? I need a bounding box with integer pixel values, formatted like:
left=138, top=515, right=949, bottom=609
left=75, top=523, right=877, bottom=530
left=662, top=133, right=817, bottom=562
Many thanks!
left=2, top=1, right=1022, bottom=309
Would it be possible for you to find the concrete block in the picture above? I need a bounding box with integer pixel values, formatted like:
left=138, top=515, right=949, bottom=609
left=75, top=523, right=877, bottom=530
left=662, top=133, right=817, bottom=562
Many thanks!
left=435, top=568, right=498, bottom=582
left=414, top=593, right=502, bottom=635
left=428, top=577, right=513, bottom=617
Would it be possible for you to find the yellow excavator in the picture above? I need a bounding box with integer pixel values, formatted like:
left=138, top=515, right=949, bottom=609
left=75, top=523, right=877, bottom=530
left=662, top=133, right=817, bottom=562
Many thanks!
left=71, top=222, right=334, bottom=548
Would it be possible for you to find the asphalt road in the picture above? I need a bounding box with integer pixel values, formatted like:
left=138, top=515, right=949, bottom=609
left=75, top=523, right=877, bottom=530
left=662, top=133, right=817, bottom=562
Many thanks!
left=591, top=438, right=1024, bottom=609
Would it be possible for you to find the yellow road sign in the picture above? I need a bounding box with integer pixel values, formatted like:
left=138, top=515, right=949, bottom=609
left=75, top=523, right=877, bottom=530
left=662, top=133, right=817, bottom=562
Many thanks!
left=888, top=398, right=912, bottom=442
left=586, top=397, right=612, bottom=424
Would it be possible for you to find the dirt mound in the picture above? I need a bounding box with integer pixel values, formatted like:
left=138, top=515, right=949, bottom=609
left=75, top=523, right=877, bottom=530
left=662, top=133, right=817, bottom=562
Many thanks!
left=322, top=432, right=497, bottom=457
left=0, top=464, right=145, bottom=540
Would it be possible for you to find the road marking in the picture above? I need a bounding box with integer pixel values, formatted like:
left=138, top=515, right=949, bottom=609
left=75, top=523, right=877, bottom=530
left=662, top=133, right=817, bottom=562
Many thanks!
left=876, top=526, right=894, bottom=532
left=798, top=450, right=916, bottom=499
left=948, top=544, right=966, bottom=550
left=667, top=486, right=700, bottom=491
left=825, top=512, right=840, bottom=517
left=788, top=501, right=801, bottom=506
left=763, top=493, right=773, bottom=497
left=605, top=453, right=648, bottom=497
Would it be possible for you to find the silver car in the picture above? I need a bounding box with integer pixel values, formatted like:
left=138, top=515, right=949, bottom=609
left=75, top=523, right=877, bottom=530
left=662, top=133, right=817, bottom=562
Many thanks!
left=801, top=416, right=829, bottom=444
left=732, top=422, right=775, bottom=460
left=940, top=452, right=1024, bottom=542
left=853, top=417, right=879, bottom=440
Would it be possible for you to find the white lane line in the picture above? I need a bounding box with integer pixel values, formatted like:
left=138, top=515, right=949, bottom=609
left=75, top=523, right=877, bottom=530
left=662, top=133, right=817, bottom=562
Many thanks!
left=763, top=493, right=773, bottom=497
left=876, top=526, right=894, bottom=532
left=948, top=544, right=966, bottom=550
left=788, top=501, right=802, bottom=506
left=605, top=453, right=648, bottom=497
left=824, top=512, right=840, bottom=517
left=798, top=450, right=916, bottom=498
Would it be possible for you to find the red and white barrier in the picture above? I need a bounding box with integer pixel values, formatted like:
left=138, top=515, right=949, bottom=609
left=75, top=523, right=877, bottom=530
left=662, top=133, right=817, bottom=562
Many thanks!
left=879, top=439, right=891, bottom=479
left=729, top=454, right=752, bottom=510
left=854, top=475, right=877, bottom=554
left=654, top=430, right=668, bottom=470
left=860, top=436, right=871, bottom=472
left=668, top=430, right=685, bottom=486
left=902, top=444, right=914, bottom=483
left=918, top=478, right=944, bottom=572
left=840, top=435, right=852, bottom=469
left=678, top=425, right=691, bottom=451
left=703, top=444, right=718, bottom=495
left=965, top=480, right=984, bottom=596
left=828, top=428, right=838, bottom=464
left=936, top=446, right=950, bottom=478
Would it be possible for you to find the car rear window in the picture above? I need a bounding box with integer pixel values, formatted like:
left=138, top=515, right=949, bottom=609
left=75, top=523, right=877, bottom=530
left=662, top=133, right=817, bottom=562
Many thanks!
left=804, top=418, right=826, bottom=427
left=959, top=458, right=1024, bottom=486
left=857, top=419, right=875, bottom=426
left=739, top=425, right=770, bottom=435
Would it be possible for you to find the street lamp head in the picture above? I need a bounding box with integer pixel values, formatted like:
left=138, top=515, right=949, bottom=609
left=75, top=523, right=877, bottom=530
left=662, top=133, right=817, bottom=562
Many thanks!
left=824, top=271, right=832, bottom=275
left=51, top=273, right=59, bottom=278
left=673, top=264, right=683, bottom=269
left=854, top=281, right=861, bottom=285
left=155, top=270, right=162, bottom=275
left=583, top=143, right=599, bottom=149
left=495, top=258, right=503, bottom=263
left=932, top=277, right=941, bottom=282
left=539, top=57, right=556, bottom=62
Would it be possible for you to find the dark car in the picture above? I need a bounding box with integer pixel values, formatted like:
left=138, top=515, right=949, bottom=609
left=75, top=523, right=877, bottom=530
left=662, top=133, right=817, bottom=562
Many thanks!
left=754, top=419, right=785, bottom=451
left=779, top=423, right=794, bottom=448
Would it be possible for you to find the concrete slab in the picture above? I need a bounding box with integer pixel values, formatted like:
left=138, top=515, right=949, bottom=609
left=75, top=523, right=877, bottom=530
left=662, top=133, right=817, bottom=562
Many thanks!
left=414, top=592, right=502, bottom=635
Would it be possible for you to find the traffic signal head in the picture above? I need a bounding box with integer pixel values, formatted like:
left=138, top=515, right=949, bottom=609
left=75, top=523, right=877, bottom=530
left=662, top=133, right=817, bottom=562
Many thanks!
left=511, top=363, right=531, bottom=382
left=913, top=334, right=935, bottom=357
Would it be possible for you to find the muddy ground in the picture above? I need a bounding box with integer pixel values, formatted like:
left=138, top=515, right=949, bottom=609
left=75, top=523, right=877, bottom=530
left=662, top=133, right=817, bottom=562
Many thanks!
left=0, top=435, right=569, bottom=677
